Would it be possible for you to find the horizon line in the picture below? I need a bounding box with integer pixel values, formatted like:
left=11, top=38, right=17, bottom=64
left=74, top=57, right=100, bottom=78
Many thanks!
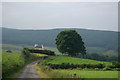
left=1, top=27, right=118, bottom=32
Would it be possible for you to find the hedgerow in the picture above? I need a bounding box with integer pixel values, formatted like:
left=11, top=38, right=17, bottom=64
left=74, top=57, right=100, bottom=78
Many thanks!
left=28, top=48, right=55, bottom=55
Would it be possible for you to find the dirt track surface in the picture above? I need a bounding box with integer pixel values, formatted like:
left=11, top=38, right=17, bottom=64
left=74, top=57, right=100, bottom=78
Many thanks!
left=17, top=61, right=40, bottom=78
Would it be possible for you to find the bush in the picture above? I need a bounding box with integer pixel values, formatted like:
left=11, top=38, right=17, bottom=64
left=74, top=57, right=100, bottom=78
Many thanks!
left=111, top=62, right=120, bottom=68
left=96, top=64, right=105, bottom=68
left=22, top=48, right=31, bottom=59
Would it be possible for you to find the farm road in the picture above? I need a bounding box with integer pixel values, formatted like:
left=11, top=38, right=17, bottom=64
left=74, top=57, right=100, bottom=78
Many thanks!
left=17, top=60, right=40, bottom=78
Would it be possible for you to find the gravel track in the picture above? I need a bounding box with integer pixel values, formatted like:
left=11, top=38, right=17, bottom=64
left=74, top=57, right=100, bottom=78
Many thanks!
left=17, top=61, right=40, bottom=78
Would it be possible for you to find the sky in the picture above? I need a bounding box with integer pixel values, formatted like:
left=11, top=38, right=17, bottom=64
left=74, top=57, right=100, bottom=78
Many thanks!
left=0, top=3, right=2, bottom=27
left=1, top=2, right=118, bottom=31
left=1, top=0, right=119, bottom=2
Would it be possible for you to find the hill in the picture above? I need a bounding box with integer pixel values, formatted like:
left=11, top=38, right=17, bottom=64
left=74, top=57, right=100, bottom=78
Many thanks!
left=2, top=27, right=118, bottom=55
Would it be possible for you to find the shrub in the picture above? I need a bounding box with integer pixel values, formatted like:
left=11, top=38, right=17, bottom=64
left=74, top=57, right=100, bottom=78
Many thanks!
left=96, top=64, right=105, bottom=68
left=112, top=62, right=120, bottom=68
left=22, top=48, right=31, bottom=59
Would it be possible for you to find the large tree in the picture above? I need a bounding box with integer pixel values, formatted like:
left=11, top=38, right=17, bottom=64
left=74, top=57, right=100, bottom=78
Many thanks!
left=55, top=30, right=86, bottom=56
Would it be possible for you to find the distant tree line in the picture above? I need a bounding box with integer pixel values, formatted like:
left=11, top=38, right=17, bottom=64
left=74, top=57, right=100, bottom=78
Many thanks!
left=78, top=53, right=118, bottom=62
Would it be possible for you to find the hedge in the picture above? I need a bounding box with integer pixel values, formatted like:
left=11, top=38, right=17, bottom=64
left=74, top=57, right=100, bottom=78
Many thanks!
left=28, top=48, right=55, bottom=55
left=46, top=63, right=105, bottom=69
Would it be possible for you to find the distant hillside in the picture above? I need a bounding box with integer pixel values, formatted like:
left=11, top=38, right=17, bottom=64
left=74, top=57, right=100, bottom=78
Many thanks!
left=2, top=28, right=118, bottom=55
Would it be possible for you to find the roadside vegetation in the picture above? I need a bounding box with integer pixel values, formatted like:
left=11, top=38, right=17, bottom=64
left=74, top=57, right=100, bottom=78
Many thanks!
left=2, top=53, right=24, bottom=78
left=2, top=48, right=38, bottom=78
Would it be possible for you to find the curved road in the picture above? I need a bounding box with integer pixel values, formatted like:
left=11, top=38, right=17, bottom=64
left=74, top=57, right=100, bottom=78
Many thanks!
left=17, top=61, right=40, bottom=78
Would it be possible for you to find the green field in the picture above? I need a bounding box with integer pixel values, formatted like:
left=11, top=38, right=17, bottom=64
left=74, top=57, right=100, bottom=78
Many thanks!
left=43, top=56, right=112, bottom=66
left=46, top=47, right=61, bottom=55
left=2, top=44, right=23, bottom=53
left=2, top=53, right=25, bottom=78
left=53, top=70, right=118, bottom=78
left=38, top=56, right=119, bottom=78
left=2, top=44, right=33, bottom=53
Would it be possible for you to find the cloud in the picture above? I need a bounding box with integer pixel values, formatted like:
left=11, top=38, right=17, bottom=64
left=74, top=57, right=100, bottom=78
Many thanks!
left=2, top=2, right=118, bottom=31
left=1, top=0, right=119, bottom=2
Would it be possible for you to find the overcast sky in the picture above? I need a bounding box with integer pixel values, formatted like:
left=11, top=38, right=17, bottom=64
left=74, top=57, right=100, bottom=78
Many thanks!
left=2, top=2, right=118, bottom=31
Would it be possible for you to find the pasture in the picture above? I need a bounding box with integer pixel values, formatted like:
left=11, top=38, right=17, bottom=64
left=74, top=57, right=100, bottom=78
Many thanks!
left=46, top=47, right=62, bottom=55
left=53, top=69, right=118, bottom=78
left=43, top=56, right=112, bottom=66
left=2, top=44, right=23, bottom=53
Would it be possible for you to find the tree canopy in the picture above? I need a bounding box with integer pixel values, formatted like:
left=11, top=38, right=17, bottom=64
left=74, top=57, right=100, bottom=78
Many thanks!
left=55, top=30, right=86, bottom=56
